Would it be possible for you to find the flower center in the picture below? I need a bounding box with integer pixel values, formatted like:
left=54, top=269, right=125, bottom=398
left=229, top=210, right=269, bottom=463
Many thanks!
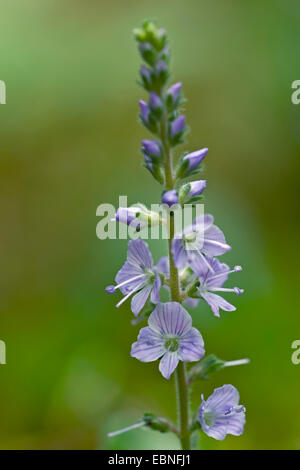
left=183, top=232, right=197, bottom=243
left=204, top=405, right=245, bottom=426
left=165, top=337, right=179, bottom=352
left=144, top=268, right=155, bottom=282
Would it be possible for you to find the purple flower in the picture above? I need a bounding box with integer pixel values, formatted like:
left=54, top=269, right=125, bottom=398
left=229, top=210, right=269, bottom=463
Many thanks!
left=162, top=190, right=178, bottom=206
left=188, top=180, right=206, bottom=198
left=139, top=100, right=150, bottom=125
left=183, top=148, right=208, bottom=170
left=149, top=92, right=162, bottom=111
left=140, top=65, right=152, bottom=87
left=157, top=257, right=200, bottom=309
left=199, top=385, right=246, bottom=440
left=189, top=255, right=243, bottom=317
left=172, top=214, right=231, bottom=270
left=154, top=59, right=168, bottom=76
left=142, top=140, right=161, bottom=158
left=106, top=239, right=161, bottom=316
left=179, top=180, right=206, bottom=201
left=170, top=115, right=186, bottom=138
left=115, top=207, right=144, bottom=230
left=131, top=302, right=205, bottom=379
left=167, top=82, right=182, bottom=104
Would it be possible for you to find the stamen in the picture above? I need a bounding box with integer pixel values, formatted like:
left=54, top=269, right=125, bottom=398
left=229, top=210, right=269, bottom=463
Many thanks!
left=234, top=287, right=244, bottom=295
left=105, top=285, right=116, bottom=294
left=205, top=239, right=232, bottom=251
left=224, top=405, right=245, bottom=416
left=209, top=267, right=241, bottom=282
left=224, top=358, right=250, bottom=368
left=209, top=286, right=244, bottom=295
left=194, top=248, right=215, bottom=273
left=116, top=281, right=145, bottom=308
left=107, top=421, right=145, bottom=438
left=114, top=274, right=146, bottom=290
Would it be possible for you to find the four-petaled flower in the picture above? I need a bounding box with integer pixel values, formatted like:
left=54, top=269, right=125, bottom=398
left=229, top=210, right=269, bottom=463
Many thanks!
left=199, top=384, right=246, bottom=440
left=172, top=214, right=231, bottom=271
left=189, top=255, right=243, bottom=317
left=131, top=302, right=205, bottom=379
left=106, top=239, right=161, bottom=316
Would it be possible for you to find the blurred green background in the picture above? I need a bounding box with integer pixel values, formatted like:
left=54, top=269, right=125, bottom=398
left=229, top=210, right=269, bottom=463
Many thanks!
left=0, top=0, right=299, bottom=450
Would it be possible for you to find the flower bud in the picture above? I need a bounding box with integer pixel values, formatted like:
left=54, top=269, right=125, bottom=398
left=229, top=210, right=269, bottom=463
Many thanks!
left=170, top=115, right=185, bottom=137
left=138, top=41, right=156, bottom=66
left=162, top=189, right=178, bottom=206
left=139, top=100, right=150, bottom=125
left=143, top=157, right=164, bottom=185
left=133, top=27, right=147, bottom=42
left=143, top=413, right=171, bottom=433
left=116, top=207, right=141, bottom=229
left=188, top=354, right=225, bottom=382
left=158, top=45, right=170, bottom=63
left=188, top=180, right=207, bottom=198
left=176, top=148, right=208, bottom=178
left=149, top=91, right=163, bottom=117
left=140, top=65, right=152, bottom=90
left=183, top=148, right=208, bottom=170
left=169, top=115, right=186, bottom=145
left=153, top=60, right=168, bottom=85
left=143, top=22, right=166, bottom=51
left=178, top=180, right=206, bottom=204
left=166, top=82, right=182, bottom=109
left=141, top=140, right=162, bottom=159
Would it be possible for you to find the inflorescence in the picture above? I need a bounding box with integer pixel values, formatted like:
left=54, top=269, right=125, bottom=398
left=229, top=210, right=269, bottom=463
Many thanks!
left=105, top=21, right=248, bottom=448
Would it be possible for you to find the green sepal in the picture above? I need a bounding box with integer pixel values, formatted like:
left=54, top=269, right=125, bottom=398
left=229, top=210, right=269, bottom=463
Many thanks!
left=184, top=195, right=204, bottom=205
left=143, top=413, right=172, bottom=434
left=178, top=182, right=191, bottom=204
left=188, top=354, right=226, bottom=382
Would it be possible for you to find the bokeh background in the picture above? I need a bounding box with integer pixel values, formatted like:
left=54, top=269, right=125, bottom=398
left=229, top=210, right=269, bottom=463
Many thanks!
left=0, top=0, right=299, bottom=450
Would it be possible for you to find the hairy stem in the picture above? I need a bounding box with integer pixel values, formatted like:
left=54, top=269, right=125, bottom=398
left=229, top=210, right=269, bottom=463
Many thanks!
left=160, top=113, right=191, bottom=450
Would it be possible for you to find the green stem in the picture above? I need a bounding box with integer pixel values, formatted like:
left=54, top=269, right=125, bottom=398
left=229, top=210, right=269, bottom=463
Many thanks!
left=160, top=113, right=191, bottom=450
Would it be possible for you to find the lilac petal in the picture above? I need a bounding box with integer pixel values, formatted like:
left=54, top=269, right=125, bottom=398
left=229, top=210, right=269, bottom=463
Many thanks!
left=205, top=384, right=240, bottom=413
left=116, top=207, right=141, bottom=228
left=149, top=91, right=162, bottom=110
left=202, top=224, right=231, bottom=257
left=174, top=214, right=212, bottom=246
left=131, top=327, right=164, bottom=362
left=178, top=327, right=205, bottom=362
left=131, top=285, right=152, bottom=316
left=150, top=271, right=161, bottom=304
left=188, top=255, right=211, bottom=280
left=162, top=189, right=179, bottom=206
left=172, top=238, right=188, bottom=268
left=115, top=261, right=146, bottom=294
left=183, top=297, right=200, bottom=308
left=139, top=99, right=150, bottom=124
left=201, top=292, right=236, bottom=317
left=199, top=385, right=245, bottom=440
left=159, top=351, right=179, bottom=379
left=127, top=239, right=153, bottom=269
left=189, top=256, right=229, bottom=288
left=206, top=258, right=230, bottom=288
left=170, top=115, right=185, bottom=137
left=209, top=412, right=245, bottom=439
left=188, top=180, right=206, bottom=198
left=142, top=140, right=161, bottom=157
left=148, top=302, right=192, bottom=337
left=167, top=82, right=182, bottom=103
left=156, top=256, right=169, bottom=276
left=183, top=148, right=208, bottom=170
left=192, top=213, right=214, bottom=232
